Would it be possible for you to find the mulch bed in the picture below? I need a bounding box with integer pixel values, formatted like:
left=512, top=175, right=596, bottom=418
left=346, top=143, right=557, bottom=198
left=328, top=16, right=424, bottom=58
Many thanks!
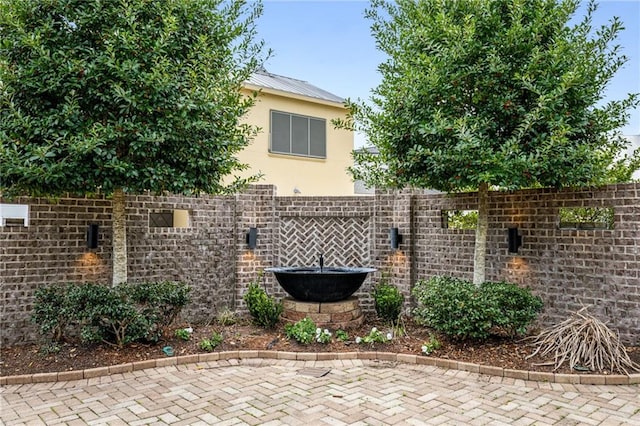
left=2, top=316, right=639, bottom=377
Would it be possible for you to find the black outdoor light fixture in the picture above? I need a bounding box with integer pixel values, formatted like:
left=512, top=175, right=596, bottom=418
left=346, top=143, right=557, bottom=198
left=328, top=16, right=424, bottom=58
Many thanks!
left=390, top=227, right=403, bottom=250
left=508, top=227, right=522, bottom=253
left=246, top=227, right=257, bottom=249
left=87, top=224, right=99, bottom=249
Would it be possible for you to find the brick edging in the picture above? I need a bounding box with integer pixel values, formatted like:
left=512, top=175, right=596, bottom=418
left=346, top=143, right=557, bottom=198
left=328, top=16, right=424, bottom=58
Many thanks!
left=1, top=351, right=638, bottom=386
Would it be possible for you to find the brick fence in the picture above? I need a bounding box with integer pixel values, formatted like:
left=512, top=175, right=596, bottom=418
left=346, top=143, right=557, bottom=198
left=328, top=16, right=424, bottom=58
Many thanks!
left=1, top=183, right=638, bottom=345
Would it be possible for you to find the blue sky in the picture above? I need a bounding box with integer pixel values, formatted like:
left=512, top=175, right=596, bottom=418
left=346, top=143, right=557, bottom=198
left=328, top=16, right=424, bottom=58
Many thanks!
left=256, top=0, right=640, bottom=146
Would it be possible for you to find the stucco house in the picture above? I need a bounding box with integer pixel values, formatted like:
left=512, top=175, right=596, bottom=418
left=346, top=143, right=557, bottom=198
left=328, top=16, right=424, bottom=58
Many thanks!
left=237, top=69, right=355, bottom=196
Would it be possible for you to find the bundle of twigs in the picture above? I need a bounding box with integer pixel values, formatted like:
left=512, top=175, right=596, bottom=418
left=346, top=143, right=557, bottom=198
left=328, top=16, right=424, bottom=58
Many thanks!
left=526, top=307, right=639, bottom=375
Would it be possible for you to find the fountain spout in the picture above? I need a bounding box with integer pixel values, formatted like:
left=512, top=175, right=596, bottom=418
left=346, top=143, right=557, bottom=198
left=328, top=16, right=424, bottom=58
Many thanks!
left=319, top=253, right=324, bottom=272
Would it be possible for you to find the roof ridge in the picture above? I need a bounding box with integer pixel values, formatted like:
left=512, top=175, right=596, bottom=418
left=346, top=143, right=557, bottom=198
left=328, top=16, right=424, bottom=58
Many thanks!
left=256, top=68, right=309, bottom=85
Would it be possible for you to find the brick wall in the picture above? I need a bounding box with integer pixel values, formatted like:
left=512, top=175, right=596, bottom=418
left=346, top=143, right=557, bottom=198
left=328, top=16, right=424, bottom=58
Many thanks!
left=125, top=193, right=237, bottom=322
left=1, top=193, right=237, bottom=345
left=1, top=195, right=112, bottom=344
left=411, top=184, right=640, bottom=344
left=2, top=183, right=639, bottom=345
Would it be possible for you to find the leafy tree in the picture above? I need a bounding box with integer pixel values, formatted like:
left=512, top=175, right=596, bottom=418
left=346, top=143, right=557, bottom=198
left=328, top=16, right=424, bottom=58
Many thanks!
left=341, top=0, right=639, bottom=284
left=1, top=0, right=267, bottom=284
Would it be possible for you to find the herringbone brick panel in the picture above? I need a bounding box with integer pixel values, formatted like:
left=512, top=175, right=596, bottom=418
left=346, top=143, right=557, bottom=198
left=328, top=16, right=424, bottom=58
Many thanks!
left=278, top=217, right=371, bottom=267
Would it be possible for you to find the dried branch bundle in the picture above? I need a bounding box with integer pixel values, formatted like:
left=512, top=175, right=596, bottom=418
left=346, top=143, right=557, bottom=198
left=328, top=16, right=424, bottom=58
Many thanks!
left=526, top=307, right=639, bottom=375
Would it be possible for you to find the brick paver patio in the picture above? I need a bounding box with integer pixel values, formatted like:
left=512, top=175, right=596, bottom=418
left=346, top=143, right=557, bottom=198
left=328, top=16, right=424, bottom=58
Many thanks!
left=2, top=358, right=639, bottom=425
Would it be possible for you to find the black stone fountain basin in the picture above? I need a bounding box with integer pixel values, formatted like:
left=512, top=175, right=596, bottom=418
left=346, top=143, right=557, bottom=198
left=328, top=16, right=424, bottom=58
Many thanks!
left=265, top=266, right=376, bottom=303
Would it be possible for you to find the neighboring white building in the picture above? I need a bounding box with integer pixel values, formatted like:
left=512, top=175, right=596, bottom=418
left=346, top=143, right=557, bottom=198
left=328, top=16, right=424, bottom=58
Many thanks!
left=624, top=135, right=640, bottom=180
left=353, top=146, right=379, bottom=195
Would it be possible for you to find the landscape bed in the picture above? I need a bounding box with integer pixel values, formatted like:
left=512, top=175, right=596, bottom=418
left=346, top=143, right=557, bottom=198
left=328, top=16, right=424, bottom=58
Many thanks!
left=2, top=315, right=638, bottom=378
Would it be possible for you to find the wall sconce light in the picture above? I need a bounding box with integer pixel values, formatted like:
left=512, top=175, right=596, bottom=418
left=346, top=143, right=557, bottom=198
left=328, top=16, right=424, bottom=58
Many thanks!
left=508, top=227, right=522, bottom=253
left=390, top=227, right=403, bottom=250
left=246, top=227, right=257, bottom=249
left=87, top=224, right=99, bottom=249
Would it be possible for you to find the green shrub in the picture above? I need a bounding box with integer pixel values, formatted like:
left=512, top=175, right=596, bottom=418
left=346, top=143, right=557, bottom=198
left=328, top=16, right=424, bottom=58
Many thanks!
left=412, top=276, right=542, bottom=340
left=31, top=283, right=76, bottom=342
left=372, top=277, right=404, bottom=324
left=243, top=277, right=282, bottom=328
left=315, top=328, right=332, bottom=344
left=32, top=281, right=190, bottom=346
left=285, top=317, right=317, bottom=344
left=480, top=281, right=543, bottom=336
left=70, top=283, right=152, bottom=346
left=412, top=276, right=492, bottom=340
left=128, top=281, right=191, bottom=328
left=199, top=332, right=223, bottom=352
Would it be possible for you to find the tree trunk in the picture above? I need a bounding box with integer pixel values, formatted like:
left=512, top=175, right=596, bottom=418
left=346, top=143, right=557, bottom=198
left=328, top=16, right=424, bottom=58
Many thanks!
left=473, top=182, right=489, bottom=286
left=112, top=188, right=127, bottom=285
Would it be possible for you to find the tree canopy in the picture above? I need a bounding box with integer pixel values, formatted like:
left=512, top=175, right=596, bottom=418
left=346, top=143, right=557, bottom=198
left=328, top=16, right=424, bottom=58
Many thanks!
left=347, top=0, right=639, bottom=191
left=342, top=0, right=640, bottom=284
left=0, top=0, right=267, bottom=197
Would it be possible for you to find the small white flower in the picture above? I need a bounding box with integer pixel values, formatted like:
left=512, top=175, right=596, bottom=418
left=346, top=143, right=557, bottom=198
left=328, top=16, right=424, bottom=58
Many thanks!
left=355, top=336, right=362, bottom=344
left=386, top=332, right=393, bottom=341
left=421, top=345, right=428, bottom=353
left=316, top=328, right=322, bottom=334
left=185, top=327, right=193, bottom=334
left=324, top=329, right=330, bottom=335
left=371, top=327, right=377, bottom=333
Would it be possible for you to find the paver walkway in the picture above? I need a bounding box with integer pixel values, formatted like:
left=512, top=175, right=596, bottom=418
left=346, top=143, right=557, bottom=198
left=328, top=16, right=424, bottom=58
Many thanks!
left=1, top=358, right=639, bottom=425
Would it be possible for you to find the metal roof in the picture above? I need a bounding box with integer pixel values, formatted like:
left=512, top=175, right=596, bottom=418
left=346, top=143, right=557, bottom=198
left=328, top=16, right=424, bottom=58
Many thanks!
left=246, top=69, right=345, bottom=104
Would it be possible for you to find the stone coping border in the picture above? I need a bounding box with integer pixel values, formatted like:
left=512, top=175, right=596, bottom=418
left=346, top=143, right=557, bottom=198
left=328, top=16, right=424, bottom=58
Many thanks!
left=1, top=350, right=638, bottom=386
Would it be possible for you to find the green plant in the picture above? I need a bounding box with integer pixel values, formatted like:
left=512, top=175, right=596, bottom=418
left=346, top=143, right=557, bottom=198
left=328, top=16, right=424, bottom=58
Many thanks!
left=443, top=210, right=479, bottom=230
left=199, top=332, right=223, bottom=352
left=285, top=318, right=317, bottom=345
left=339, top=0, right=640, bottom=285
left=31, top=283, right=76, bottom=342
left=421, top=335, right=441, bottom=355
left=480, top=281, right=543, bottom=337
left=413, top=276, right=543, bottom=341
left=372, top=277, right=404, bottom=325
left=32, top=281, right=191, bottom=346
left=72, top=283, right=153, bottom=346
left=315, top=328, right=332, bottom=344
left=335, top=329, right=349, bottom=342
left=0, top=0, right=269, bottom=286
left=243, top=274, right=283, bottom=328
left=128, top=281, right=192, bottom=328
left=175, top=328, right=192, bottom=341
left=39, top=342, right=61, bottom=356
left=356, top=327, right=391, bottom=345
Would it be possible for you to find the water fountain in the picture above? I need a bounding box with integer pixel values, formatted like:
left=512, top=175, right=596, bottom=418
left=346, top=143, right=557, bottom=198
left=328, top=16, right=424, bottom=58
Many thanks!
left=265, top=254, right=376, bottom=328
